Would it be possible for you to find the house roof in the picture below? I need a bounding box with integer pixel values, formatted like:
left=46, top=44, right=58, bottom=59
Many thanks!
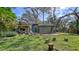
left=18, top=20, right=28, bottom=25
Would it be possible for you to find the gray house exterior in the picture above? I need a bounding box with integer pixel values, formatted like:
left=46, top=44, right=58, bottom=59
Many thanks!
left=17, top=20, right=55, bottom=34
left=38, top=24, right=54, bottom=34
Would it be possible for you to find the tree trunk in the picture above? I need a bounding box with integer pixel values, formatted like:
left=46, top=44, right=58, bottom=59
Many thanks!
left=76, top=19, right=79, bottom=30
left=43, top=11, right=44, bottom=24
left=75, top=13, right=79, bottom=34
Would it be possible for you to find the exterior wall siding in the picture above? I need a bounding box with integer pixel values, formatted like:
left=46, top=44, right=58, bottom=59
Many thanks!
left=38, top=26, right=52, bottom=34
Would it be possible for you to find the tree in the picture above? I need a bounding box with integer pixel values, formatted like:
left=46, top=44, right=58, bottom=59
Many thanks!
left=47, top=7, right=76, bottom=32
left=68, top=20, right=77, bottom=33
left=0, top=7, right=17, bottom=31
left=37, top=7, right=52, bottom=24
left=66, top=7, right=79, bottom=33
left=72, top=7, right=79, bottom=33
left=23, top=7, right=52, bottom=24
left=23, top=7, right=39, bottom=24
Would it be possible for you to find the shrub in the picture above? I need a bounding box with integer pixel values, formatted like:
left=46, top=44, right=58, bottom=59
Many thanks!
left=1, top=31, right=17, bottom=37
left=0, top=33, right=1, bottom=37
left=64, top=38, right=68, bottom=42
left=45, top=39, right=50, bottom=44
left=52, top=37, right=56, bottom=41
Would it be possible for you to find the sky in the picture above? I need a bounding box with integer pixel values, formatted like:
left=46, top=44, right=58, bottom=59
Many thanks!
left=12, top=8, right=49, bottom=21
left=12, top=8, right=25, bottom=17
left=11, top=7, right=73, bottom=21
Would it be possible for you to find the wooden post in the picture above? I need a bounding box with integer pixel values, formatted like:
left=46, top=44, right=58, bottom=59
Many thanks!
left=48, top=43, right=54, bottom=51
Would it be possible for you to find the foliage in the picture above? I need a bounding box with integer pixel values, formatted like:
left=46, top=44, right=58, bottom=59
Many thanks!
left=0, top=7, right=17, bottom=31
left=21, top=7, right=52, bottom=24
left=37, top=7, right=52, bottom=24
left=52, top=37, right=56, bottom=41
left=68, top=20, right=79, bottom=33
left=0, top=31, right=17, bottom=37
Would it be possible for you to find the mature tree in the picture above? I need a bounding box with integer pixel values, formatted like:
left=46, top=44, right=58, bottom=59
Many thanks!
left=70, top=7, right=79, bottom=33
left=68, top=20, right=78, bottom=33
left=23, top=7, right=39, bottom=24
left=47, top=7, right=77, bottom=32
left=0, top=7, right=17, bottom=31
left=47, top=7, right=58, bottom=24
left=37, top=7, right=52, bottom=24
left=63, top=7, right=79, bottom=33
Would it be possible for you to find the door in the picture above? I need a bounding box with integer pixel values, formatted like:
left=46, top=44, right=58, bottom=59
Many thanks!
left=32, top=24, right=38, bottom=33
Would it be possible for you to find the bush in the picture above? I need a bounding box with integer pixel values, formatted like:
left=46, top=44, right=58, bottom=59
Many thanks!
left=0, top=32, right=1, bottom=37
left=64, top=38, right=68, bottom=42
left=1, top=31, right=17, bottom=37
left=45, top=39, right=50, bottom=44
left=52, top=37, right=56, bottom=41
left=0, top=34, right=1, bottom=37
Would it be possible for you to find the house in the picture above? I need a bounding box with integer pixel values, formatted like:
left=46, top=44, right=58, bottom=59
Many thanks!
left=17, top=21, right=30, bottom=34
left=38, top=24, right=55, bottom=34
left=17, top=20, right=56, bottom=34
left=31, top=24, right=55, bottom=34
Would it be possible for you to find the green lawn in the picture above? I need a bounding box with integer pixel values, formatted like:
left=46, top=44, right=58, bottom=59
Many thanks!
left=0, top=33, right=79, bottom=51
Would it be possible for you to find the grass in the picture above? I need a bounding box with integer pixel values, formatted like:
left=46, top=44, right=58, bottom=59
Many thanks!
left=0, top=33, right=79, bottom=51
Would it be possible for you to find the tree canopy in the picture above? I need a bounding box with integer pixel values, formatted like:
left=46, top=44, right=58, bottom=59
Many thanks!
left=0, top=7, right=17, bottom=31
